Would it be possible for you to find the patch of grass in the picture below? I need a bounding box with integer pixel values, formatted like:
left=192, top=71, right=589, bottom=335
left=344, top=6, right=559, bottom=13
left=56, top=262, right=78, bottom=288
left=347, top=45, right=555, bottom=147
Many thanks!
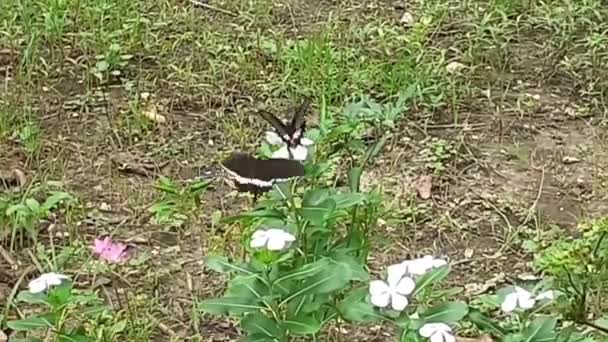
left=2, top=0, right=608, bottom=339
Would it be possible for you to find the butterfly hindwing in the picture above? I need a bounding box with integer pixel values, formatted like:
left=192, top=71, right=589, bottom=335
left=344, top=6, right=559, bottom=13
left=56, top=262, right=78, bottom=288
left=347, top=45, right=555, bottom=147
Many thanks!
left=220, top=153, right=305, bottom=194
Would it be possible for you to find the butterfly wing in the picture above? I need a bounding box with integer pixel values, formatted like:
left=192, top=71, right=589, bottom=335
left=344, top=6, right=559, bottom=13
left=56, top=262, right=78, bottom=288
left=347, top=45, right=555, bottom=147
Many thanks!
left=220, top=153, right=305, bottom=194
left=290, top=98, right=311, bottom=132
left=258, top=110, right=290, bottom=141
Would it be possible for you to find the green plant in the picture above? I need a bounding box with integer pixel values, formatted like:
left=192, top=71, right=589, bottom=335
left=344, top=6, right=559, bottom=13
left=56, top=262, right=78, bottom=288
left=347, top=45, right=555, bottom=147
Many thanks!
left=18, top=121, right=41, bottom=156
left=149, top=176, right=212, bottom=228
left=530, top=218, right=608, bottom=333
left=6, top=276, right=109, bottom=341
left=1, top=186, right=77, bottom=251
left=420, top=138, right=455, bottom=175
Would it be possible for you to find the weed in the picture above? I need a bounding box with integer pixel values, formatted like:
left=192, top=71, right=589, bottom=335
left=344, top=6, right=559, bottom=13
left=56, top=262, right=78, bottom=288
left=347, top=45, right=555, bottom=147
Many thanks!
left=149, top=176, right=212, bottom=228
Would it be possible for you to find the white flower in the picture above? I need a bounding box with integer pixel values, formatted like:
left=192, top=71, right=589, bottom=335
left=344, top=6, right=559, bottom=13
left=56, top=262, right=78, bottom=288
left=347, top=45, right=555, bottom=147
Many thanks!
left=28, top=273, right=70, bottom=293
left=272, top=144, right=309, bottom=161
left=250, top=228, right=296, bottom=251
left=501, top=286, right=536, bottom=312
left=369, top=262, right=416, bottom=311
left=265, top=131, right=285, bottom=145
left=419, top=322, right=455, bottom=342
left=265, top=131, right=314, bottom=162
left=404, top=255, right=447, bottom=276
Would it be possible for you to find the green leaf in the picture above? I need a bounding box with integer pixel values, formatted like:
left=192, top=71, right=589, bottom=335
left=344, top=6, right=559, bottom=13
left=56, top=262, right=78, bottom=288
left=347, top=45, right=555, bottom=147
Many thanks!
left=206, top=255, right=254, bottom=275
left=222, top=209, right=286, bottom=224
left=522, top=316, right=557, bottom=342
left=303, top=189, right=330, bottom=207
left=153, top=176, right=177, bottom=194
left=25, top=198, right=41, bottom=213
left=7, top=314, right=56, bottom=331
left=348, top=167, right=362, bottom=192
left=331, top=193, right=366, bottom=208
left=242, top=334, right=276, bottom=342
left=42, top=192, right=74, bottom=211
left=240, top=312, right=285, bottom=340
left=467, top=308, right=507, bottom=337
left=299, top=199, right=336, bottom=227
left=414, top=265, right=450, bottom=295
left=198, top=297, right=265, bottom=316
left=296, top=262, right=350, bottom=295
left=48, top=281, right=73, bottom=306
left=58, top=333, right=88, bottom=342
left=16, top=290, right=50, bottom=306
left=331, top=252, right=369, bottom=282
left=275, top=259, right=330, bottom=284
left=10, top=338, right=44, bottom=342
left=337, top=287, right=382, bottom=323
left=286, top=293, right=330, bottom=316
left=421, top=301, right=468, bottom=323
left=284, top=311, right=322, bottom=335
left=361, top=135, right=388, bottom=165
left=270, top=182, right=292, bottom=201
left=95, top=60, right=109, bottom=72
left=226, top=275, right=269, bottom=299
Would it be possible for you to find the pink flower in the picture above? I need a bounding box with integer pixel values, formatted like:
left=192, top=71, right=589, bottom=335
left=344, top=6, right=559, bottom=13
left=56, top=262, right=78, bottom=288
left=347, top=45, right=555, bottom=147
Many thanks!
left=92, top=236, right=133, bottom=263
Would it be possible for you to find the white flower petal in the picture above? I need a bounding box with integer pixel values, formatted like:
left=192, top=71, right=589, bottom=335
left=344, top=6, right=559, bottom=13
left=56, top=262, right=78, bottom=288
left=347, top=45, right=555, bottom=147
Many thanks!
left=369, top=280, right=391, bottom=307
left=514, top=286, right=531, bottom=295
left=28, top=279, right=48, bottom=293
left=432, top=258, right=447, bottom=267
left=443, top=331, right=456, bottom=342
left=420, top=323, right=452, bottom=342
left=535, top=290, right=555, bottom=301
left=519, top=296, right=536, bottom=309
left=300, top=137, right=314, bottom=146
left=430, top=332, right=445, bottom=342
left=263, top=229, right=295, bottom=250
left=390, top=293, right=409, bottom=311
left=407, top=257, right=433, bottom=275
left=250, top=230, right=268, bottom=248
left=419, top=323, right=439, bottom=338
left=266, top=237, right=287, bottom=251
left=394, top=276, right=416, bottom=295
left=271, top=145, right=290, bottom=159
left=501, top=292, right=518, bottom=312
left=290, top=145, right=309, bottom=161
left=369, top=280, right=390, bottom=296
left=387, top=262, right=408, bottom=285
left=265, top=131, right=284, bottom=145
left=28, top=273, right=69, bottom=293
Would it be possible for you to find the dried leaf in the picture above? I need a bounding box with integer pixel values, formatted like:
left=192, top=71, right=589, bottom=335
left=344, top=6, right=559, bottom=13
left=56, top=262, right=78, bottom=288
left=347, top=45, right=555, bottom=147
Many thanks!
left=400, top=12, right=414, bottom=27
left=0, top=329, right=7, bottom=342
left=110, top=152, right=168, bottom=177
left=0, top=168, right=27, bottom=189
left=141, top=103, right=166, bottom=123
left=414, top=175, right=432, bottom=199
left=446, top=61, right=466, bottom=74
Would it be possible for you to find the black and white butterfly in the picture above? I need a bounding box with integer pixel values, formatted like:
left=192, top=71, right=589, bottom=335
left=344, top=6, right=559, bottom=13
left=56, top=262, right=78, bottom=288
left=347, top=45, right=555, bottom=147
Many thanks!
left=259, top=98, right=314, bottom=161
left=220, top=152, right=305, bottom=197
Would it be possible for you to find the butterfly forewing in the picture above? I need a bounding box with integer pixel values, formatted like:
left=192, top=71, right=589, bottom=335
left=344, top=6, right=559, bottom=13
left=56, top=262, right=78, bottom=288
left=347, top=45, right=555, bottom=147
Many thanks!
left=258, top=110, right=290, bottom=139
left=258, top=98, right=311, bottom=147
left=290, top=97, right=311, bottom=135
